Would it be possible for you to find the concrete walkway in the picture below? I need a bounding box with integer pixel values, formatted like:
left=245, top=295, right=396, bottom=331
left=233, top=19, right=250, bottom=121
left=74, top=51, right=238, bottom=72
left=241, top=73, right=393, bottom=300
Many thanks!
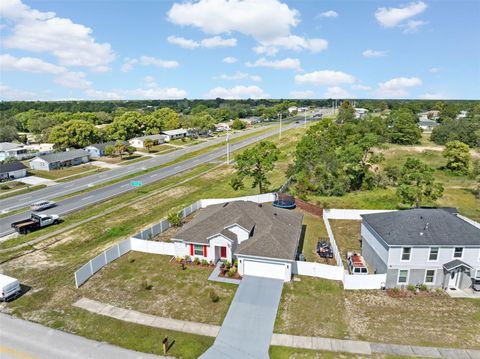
left=74, top=297, right=480, bottom=359
left=208, top=262, right=241, bottom=285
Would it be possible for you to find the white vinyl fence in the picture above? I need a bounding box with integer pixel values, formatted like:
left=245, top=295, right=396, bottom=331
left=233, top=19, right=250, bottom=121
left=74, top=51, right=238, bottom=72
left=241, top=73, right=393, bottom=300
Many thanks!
left=343, top=273, right=387, bottom=290
left=293, top=261, right=344, bottom=281
left=130, top=238, right=175, bottom=255
left=324, top=208, right=395, bottom=220
left=200, top=193, right=275, bottom=208
left=322, top=215, right=343, bottom=268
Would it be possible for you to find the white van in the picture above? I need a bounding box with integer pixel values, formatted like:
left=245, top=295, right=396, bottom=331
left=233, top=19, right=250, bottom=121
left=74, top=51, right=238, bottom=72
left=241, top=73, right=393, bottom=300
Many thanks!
left=31, top=200, right=56, bottom=212
left=0, top=274, right=21, bottom=302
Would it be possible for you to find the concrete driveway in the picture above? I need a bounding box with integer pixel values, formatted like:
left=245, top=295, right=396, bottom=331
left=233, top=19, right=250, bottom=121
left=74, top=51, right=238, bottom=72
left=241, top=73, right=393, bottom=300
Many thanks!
left=200, top=276, right=284, bottom=359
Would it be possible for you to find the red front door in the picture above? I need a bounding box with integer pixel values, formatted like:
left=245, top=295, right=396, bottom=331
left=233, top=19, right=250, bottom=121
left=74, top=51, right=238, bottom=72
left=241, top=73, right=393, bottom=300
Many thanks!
left=220, top=246, right=227, bottom=258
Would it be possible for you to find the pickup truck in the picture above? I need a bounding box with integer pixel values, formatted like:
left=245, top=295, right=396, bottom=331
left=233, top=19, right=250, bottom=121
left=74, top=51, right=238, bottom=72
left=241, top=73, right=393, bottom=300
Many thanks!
left=11, top=213, right=60, bottom=234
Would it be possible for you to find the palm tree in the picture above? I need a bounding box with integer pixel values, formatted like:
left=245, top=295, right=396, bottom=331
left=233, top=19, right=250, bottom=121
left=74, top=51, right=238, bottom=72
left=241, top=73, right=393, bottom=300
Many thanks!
left=143, top=138, right=154, bottom=153
left=114, top=140, right=126, bottom=159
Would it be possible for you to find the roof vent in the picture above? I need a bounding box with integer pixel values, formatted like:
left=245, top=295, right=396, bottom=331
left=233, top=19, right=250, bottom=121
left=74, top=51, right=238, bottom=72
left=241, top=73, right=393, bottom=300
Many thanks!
left=419, top=232, right=424, bottom=236
left=424, top=222, right=429, bottom=231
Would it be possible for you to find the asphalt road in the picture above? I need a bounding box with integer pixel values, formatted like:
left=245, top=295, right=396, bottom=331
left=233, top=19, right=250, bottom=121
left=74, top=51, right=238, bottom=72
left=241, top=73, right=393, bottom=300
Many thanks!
left=0, top=313, right=163, bottom=358
left=0, top=121, right=304, bottom=238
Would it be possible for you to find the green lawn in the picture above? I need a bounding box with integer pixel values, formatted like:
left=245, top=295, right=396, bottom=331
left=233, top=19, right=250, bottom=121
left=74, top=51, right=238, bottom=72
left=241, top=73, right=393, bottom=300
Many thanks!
left=269, top=347, right=414, bottom=359
left=274, top=276, right=480, bottom=349
left=299, top=211, right=330, bottom=263
left=80, top=253, right=236, bottom=325
left=27, top=164, right=104, bottom=181
left=0, top=183, right=46, bottom=200
left=329, top=220, right=361, bottom=267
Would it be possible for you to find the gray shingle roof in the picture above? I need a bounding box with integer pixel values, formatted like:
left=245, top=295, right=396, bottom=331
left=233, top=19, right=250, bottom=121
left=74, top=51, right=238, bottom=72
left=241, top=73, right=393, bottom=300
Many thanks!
left=173, top=201, right=303, bottom=260
left=361, top=209, right=480, bottom=247
left=443, top=259, right=473, bottom=271
left=0, top=161, right=27, bottom=174
left=33, top=149, right=90, bottom=164
left=0, top=142, right=23, bottom=151
left=130, top=134, right=166, bottom=141
left=85, top=141, right=120, bottom=151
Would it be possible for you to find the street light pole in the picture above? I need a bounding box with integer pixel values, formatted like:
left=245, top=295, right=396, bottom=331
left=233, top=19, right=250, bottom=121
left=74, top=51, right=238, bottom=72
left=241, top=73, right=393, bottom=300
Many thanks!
left=304, top=109, right=307, bottom=128
left=226, top=128, right=230, bottom=165
left=279, top=112, right=282, bottom=139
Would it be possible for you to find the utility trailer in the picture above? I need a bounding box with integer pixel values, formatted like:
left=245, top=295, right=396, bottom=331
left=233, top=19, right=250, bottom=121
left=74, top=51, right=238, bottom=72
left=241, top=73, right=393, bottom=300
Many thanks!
left=11, top=213, right=60, bottom=234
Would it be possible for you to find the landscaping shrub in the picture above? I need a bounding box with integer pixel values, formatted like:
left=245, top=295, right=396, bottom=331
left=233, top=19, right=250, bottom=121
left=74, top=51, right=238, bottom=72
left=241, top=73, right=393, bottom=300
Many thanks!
left=223, top=260, right=231, bottom=268
left=209, top=290, right=219, bottom=303
left=201, top=259, right=209, bottom=266
left=193, top=257, right=200, bottom=265
left=175, top=256, right=183, bottom=263
left=407, top=284, right=416, bottom=293
left=227, top=267, right=236, bottom=278
left=168, top=211, right=182, bottom=227
left=184, top=255, right=191, bottom=263
left=419, top=284, right=428, bottom=292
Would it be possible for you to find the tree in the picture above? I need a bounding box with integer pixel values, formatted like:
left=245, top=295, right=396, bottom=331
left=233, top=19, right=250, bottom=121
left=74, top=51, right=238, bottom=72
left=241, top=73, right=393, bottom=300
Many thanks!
left=337, top=100, right=355, bottom=124
left=106, top=111, right=143, bottom=140
left=0, top=125, right=19, bottom=142
left=48, top=120, right=99, bottom=149
left=230, top=141, right=279, bottom=194
left=388, top=109, right=421, bottom=145
left=231, top=118, right=246, bottom=130
left=168, top=211, right=182, bottom=227
left=114, top=140, right=126, bottom=159
left=443, top=141, right=471, bottom=174
left=143, top=138, right=154, bottom=153
left=104, top=145, right=114, bottom=157
left=396, top=157, right=444, bottom=207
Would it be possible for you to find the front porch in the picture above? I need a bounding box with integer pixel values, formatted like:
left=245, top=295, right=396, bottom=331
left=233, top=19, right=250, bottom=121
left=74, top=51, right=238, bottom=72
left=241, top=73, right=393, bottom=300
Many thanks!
left=443, top=259, right=475, bottom=291
left=446, top=287, right=480, bottom=299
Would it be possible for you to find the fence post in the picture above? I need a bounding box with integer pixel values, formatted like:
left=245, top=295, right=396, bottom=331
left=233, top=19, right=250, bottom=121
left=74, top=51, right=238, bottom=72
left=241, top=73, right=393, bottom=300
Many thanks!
left=89, top=260, right=94, bottom=276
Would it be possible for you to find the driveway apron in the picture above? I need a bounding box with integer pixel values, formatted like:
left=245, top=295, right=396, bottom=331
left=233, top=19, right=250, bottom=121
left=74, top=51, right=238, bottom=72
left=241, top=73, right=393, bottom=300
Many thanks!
left=200, top=275, right=284, bottom=359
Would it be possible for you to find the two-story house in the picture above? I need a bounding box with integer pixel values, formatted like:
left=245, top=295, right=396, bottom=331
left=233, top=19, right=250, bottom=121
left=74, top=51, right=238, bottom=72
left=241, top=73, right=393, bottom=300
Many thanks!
left=360, top=208, right=480, bottom=290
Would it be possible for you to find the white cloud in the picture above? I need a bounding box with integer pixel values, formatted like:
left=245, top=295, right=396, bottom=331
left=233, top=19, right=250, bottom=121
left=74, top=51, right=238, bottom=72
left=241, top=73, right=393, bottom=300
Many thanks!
left=374, top=77, right=422, bottom=98
left=1, top=0, right=115, bottom=68
left=0, top=83, right=38, bottom=100
left=319, top=10, right=338, bottom=18
left=403, top=20, right=428, bottom=33
left=429, top=67, right=441, bottom=73
left=352, top=84, right=372, bottom=91
left=86, top=86, right=187, bottom=100
left=216, top=72, right=261, bottom=81
left=205, top=85, right=269, bottom=99
left=200, top=36, right=237, bottom=48
left=324, top=86, right=350, bottom=98
left=167, top=0, right=299, bottom=42
left=375, top=1, right=427, bottom=28
left=246, top=57, right=301, bottom=71
left=362, top=49, right=387, bottom=58
left=143, top=76, right=158, bottom=88
left=54, top=71, right=91, bottom=89
left=121, top=56, right=179, bottom=72
left=254, top=35, right=328, bottom=55
left=167, top=35, right=199, bottom=49
left=419, top=92, right=445, bottom=100
left=290, top=90, right=314, bottom=99
left=223, top=56, right=237, bottom=64
left=295, top=70, right=355, bottom=86
left=0, top=54, right=64, bottom=74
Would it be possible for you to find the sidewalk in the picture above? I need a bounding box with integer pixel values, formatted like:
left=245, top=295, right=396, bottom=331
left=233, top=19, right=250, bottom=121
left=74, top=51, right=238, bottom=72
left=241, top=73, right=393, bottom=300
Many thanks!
left=74, top=298, right=480, bottom=359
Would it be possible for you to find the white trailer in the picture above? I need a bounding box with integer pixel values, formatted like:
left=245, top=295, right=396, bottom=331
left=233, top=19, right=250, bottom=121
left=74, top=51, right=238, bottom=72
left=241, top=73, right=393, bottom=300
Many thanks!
left=0, top=274, right=21, bottom=301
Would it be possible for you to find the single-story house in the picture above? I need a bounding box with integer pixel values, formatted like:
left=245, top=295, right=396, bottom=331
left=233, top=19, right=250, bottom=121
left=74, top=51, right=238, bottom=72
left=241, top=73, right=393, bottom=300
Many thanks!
left=172, top=201, right=304, bottom=281
left=0, top=161, right=27, bottom=181
left=161, top=129, right=187, bottom=142
left=129, top=135, right=166, bottom=149
left=241, top=117, right=261, bottom=126
left=418, top=119, right=439, bottom=131
left=456, top=110, right=468, bottom=120
left=85, top=141, right=126, bottom=157
left=214, top=123, right=231, bottom=132
left=418, top=111, right=440, bottom=121
left=29, top=149, right=90, bottom=171
left=361, top=208, right=480, bottom=290
left=0, top=142, right=31, bottom=162
left=288, top=106, right=298, bottom=114
left=354, top=108, right=369, bottom=119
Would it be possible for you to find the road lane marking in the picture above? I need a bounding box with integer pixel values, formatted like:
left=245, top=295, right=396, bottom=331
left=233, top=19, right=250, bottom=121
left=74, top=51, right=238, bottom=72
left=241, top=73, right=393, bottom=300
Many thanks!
left=82, top=195, right=94, bottom=201
left=0, top=345, right=38, bottom=359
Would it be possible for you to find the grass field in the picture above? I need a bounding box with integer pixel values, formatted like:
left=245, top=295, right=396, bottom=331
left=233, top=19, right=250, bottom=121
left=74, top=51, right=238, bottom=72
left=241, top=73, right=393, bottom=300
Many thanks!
left=80, top=253, right=236, bottom=325
left=274, top=276, right=480, bottom=349
left=299, top=211, right=330, bottom=263
left=27, top=164, right=105, bottom=181
left=329, top=220, right=361, bottom=267
left=269, top=347, right=413, bottom=359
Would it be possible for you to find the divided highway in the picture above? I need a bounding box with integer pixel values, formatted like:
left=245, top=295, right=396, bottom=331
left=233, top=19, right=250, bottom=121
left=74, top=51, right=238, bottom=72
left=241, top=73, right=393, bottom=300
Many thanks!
left=0, top=121, right=305, bottom=238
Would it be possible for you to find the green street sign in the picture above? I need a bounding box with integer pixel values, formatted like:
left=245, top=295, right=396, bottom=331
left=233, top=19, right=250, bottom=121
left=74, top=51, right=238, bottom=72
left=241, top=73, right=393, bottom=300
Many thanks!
left=130, top=180, right=143, bottom=187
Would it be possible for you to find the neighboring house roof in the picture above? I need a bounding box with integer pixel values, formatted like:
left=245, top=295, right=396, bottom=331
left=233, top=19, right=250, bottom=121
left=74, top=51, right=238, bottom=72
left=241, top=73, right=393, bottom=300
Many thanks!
left=443, top=259, right=473, bottom=272
left=130, top=134, right=166, bottom=142
left=0, top=161, right=27, bottom=174
left=85, top=141, right=118, bottom=151
left=419, top=119, right=439, bottom=127
left=361, top=209, right=480, bottom=247
left=32, top=149, right=90, bottom=164
left=0, top=142, right=23, bottom=151
left=174, top=201, right=303, bottom=260
left=161, top=129, right=187, bottom=136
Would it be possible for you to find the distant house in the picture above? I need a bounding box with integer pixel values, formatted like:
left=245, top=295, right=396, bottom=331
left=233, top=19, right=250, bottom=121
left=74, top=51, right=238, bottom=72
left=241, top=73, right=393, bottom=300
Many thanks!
left=161, top=129, right=187, bottom=142
left=354, top=108, right=369, bottom=119
left=129, top=135, right=166, bottom=149
left=240, top=117, right=261, bottom=127
left=85, top=141, right=125, bottom=157
left=361, top=208, right=480, bottom=290
left=288, top=106, right=298, bottom=114
left=418, top=111, right=440, bottom=121
left=214, top=123, right=231, bottom=132
left=418, top=119, right=439, bottom=131
left=0, top=161, right=27, bottom=181
left=0, top=142, right=32, bottom=162
left=456, top=110, right=468, bottom=120
left=172, top=201, right=303, bottom=281
left=29, top=149, right=90, bottom=171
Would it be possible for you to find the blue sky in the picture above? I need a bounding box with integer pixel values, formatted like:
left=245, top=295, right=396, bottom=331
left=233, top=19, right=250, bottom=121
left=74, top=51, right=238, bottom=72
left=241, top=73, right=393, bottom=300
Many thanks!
left=1, top=0, right=479, bottom=100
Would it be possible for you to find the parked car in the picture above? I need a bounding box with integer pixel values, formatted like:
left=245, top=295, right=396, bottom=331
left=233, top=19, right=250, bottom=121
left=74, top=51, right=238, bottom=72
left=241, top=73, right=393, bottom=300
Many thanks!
left=31, top=200, right=56, bottom=211
left=0, top=274, right=21, bottom=302
left=346, top=251, right=368, bottom=275
left=11, top=213, right=60, bottom=234
left=316, top=240, right=333, bottom=258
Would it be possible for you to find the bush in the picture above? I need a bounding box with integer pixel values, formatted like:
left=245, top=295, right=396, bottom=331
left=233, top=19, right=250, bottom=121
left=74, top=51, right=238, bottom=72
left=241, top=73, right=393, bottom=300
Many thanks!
left=201, top=259, right=209, bottom=266
left=419, top=284, right=428, bottom=292
left=175, top=256, right=183, bottom=263
left=168, top=211, right=182, bottom=227
left=128, top=257, right=135, bottom=263
left=184, top=255, right=191, bottom=263
left=141, top=279, right=153, bottom=290
left=223, top=260, right=231, bottom=268
left=227, top=267, right=237, bottom=277
left=209, top=290, right=219, bottom=303
left=391, top=287, right=400, bottom=294
left=193, top=257, right=200, bottom=265
left=407, top=284, right=416, bottom=292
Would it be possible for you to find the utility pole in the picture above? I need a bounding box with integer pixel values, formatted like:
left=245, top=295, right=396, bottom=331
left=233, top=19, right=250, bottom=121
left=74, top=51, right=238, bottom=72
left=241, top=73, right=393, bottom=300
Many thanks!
left=279, top=112, right=282, bottom=139
left=226, top=128, right=230, bottom=165
left=304, top=108, right=307, bottom=128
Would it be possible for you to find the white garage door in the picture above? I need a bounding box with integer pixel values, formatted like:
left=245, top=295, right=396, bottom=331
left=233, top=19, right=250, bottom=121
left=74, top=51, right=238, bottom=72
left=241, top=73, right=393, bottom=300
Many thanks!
left=243, top=260, right=285, bottom=280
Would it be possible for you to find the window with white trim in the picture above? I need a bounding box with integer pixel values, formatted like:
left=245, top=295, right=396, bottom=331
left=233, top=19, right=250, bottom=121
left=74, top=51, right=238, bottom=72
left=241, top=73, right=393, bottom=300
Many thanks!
left=453, top=247, right=463, bottom=258
left=401, top=247, right=411, bottom=261
left=398, top=270, right=408, bottom=284
left=429, top=247, right=439, bottom=261
left=425, top=269, right=435, bottom=284
left=194, top=244, right=204, bottom=256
